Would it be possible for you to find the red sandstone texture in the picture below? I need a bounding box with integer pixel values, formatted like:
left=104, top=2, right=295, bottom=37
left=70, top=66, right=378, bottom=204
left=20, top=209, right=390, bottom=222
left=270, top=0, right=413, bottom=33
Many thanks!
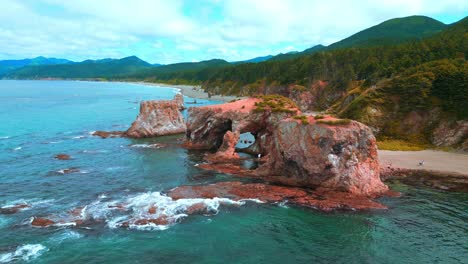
left=126, top=94, right=186, bottom=138
left=168, top=182, right=388, bottom=211
left=185, top=97, right=388, bottom=196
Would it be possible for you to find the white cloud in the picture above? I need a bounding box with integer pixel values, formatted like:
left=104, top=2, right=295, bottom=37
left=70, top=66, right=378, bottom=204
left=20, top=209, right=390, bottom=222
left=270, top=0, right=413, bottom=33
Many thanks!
left=0, top=0, right=466, bottom=63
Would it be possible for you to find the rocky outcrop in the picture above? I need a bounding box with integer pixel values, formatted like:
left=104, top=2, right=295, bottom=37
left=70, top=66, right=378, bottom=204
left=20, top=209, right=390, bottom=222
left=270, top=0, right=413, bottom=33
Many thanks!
left=185, top=97, right=388, bottom=196
left=432, top=120, right=468, bottom=151
left=168, top=181, right=391, bottom=211
left=126, top=94, right=186, bottom=138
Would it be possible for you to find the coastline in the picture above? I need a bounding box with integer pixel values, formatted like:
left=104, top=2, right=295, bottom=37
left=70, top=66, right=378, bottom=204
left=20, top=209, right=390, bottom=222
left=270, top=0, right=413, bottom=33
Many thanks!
left=379, top=149, right=468, bottom=177
left=128, top=81, right=245, bottom=103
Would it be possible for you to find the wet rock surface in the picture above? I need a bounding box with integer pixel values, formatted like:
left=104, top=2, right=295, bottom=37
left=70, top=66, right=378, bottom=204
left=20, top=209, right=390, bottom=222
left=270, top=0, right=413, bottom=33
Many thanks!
left=31, top=217, right=55, bottom=227
left=0, top=204, right=31, bottom=215
left=92, top=131, right=125, bottom=139
left=380, top=166, right=468, bottom=192
left=168, top=181, right=389, bottom=211
left=54, top=154, right=71, bottom=160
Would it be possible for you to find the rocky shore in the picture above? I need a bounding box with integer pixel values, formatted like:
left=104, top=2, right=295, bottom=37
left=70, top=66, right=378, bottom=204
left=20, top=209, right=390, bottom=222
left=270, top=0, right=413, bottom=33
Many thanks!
left=88, top=94, right=467, bottom=213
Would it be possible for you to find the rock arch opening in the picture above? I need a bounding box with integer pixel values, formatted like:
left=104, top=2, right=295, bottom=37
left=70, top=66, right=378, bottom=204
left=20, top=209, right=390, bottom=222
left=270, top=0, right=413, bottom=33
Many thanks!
left=236, top=132, right=256, bottom=150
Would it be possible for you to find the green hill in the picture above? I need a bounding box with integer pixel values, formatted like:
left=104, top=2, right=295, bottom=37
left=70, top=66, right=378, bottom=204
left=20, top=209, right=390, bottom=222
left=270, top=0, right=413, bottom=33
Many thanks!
left=5, top=56, right=152, bottom=79
left=328, top=15, right=447, bottom=49
left=121, top=59, right=232, bottom=84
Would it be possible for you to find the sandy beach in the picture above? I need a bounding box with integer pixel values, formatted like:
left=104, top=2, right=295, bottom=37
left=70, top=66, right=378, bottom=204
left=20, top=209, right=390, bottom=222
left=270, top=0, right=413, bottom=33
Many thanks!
left=379, top=150, right=468, bottom=176
left=130, top=81, right=244, bottom=102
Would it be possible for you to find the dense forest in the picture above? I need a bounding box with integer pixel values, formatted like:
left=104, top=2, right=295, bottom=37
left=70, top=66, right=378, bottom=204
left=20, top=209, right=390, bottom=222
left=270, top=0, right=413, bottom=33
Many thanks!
left=3, top=15, right=467, bottom=147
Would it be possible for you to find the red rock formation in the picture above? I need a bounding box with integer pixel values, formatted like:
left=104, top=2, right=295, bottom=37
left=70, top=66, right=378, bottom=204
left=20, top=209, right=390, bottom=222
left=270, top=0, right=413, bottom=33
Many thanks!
left=31, top=217, right=55, bottom=227
left=168, top=182, right=388, bottom=211
left=186, top=203, right=209, bottom=214
left=133, top=216, right=169, bottom=226
left=174, top=93, right=186, bottom=110
left=185, top=97, right=388, bottom=196
left=54, top=154, right=71, bottom=160
left=126, top=94, right=186, bottom=138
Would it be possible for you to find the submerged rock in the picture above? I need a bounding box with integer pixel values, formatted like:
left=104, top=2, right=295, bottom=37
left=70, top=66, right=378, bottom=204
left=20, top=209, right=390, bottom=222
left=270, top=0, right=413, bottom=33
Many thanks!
left=186, top=97, right=387, bottom=196
left=0, top=204, right=30, bottom=215
left=126, top=94, right=186, bottom=138
left=31, top=217, right=55, bottom=227
left=92, top=131, right=125, bottom=139
left=54, top=154, right=71, bottom=160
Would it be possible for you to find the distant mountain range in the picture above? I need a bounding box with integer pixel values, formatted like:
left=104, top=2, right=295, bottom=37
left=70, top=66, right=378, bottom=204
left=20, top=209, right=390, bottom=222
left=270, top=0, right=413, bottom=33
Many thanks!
left=0, top=56, right=72, bottom=76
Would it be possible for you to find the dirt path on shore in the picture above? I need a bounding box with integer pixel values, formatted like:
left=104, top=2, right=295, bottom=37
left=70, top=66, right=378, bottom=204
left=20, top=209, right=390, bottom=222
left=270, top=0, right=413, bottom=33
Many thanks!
left=379, top=150, right=468, bottom=176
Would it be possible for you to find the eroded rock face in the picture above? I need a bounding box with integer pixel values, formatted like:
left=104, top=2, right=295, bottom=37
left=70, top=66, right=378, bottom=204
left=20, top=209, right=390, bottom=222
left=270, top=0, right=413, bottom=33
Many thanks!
left=432, top=120, right=468, bottom=151
left=126, top=94, right=186, bottom=138
left=185, top=98, right=388, bottom=196
left=260, top=118, right=386, bottom=195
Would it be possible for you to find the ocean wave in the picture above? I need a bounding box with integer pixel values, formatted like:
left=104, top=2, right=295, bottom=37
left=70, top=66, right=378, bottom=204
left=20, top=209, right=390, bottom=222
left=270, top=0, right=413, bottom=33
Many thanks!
left=0, top=244, right=47, bottom=263
left=0, top=136, right=10, bottom=140
left=81, top=149, right=109, bottom=154
left=72, top=135, right=86, bottom=139
left=1, top=198, right=54, bottom=209
left=30, top=192, right=261, bottom=231
left=49, top=230, right=83, bottom=243
left=41, top=141, right=62, bottom=144
left=12, top=147, right=21, bottom=151
left=129, top=143, right=165, bottom=149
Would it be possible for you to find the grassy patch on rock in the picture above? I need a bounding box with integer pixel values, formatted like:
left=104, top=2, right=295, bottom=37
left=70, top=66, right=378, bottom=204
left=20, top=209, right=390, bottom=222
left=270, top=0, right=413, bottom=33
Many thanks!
left=293, top=115, right=310, bottom=125
left=317, top=119, right=351, bottom=126
left=253, top=94, right=298, bottom=114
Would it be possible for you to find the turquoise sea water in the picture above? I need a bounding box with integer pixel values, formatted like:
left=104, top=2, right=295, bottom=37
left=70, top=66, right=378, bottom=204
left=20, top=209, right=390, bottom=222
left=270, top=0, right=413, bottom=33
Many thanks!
left=0, top=80, right=466, bottom=263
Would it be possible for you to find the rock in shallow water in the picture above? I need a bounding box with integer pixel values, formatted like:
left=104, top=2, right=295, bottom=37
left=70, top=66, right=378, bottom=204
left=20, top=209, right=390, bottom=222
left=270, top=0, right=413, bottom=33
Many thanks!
left=0, top=204, right=30, bottom=215
left=126, top=94, right=186, bottom=138
left=31, top=217, right=55, bottom=227
left=54, top=154, right=71, bottom=160
left=168, top=181, right=388, bottom=211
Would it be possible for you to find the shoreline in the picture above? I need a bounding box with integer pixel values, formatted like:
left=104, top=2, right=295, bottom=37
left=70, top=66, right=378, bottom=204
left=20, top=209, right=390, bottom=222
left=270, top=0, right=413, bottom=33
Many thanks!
left=379, top=149, right=468, bottom=177
left=128, top=81, right=245, bottom=103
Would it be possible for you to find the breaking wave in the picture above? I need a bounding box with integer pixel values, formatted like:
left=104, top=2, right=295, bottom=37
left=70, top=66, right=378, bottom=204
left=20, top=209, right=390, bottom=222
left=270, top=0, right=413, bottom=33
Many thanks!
left=0, top=244, right=47, bottom=263
left=31, top=192, right=261, bottom=231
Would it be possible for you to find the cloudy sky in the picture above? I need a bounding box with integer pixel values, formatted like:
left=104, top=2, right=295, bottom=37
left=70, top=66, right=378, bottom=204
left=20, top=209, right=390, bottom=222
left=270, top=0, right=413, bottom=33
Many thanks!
left=0, top=0, right=466, bottom=64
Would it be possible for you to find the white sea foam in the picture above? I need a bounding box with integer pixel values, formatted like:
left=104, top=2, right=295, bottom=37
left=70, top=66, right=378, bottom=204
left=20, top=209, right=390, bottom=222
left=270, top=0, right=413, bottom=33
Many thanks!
left=129, top=144, right=164, bottom=149
left=87, top=131, right=96, bottom=135
left=72, top=136, right=86, bottom=139
left=1, top=198, right=54, bottom=210
left=12, top=147, right=22, bottom=151
left=0, top=136, right=10, bottom=139
left=49, top=230, right=83, bottom=243
left=56, top=191, right=262, bottom=231
left=82, top=150, right=108, bottom=154
left=277, top=200, right=289, bottom=208
left=0, top=244, right=47, bottom=263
